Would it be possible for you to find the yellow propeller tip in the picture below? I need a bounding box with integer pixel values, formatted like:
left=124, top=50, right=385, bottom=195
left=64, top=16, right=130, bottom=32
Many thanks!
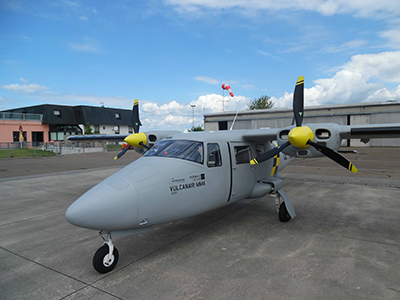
left=349, top=163, right=358, bottom=173
left=114, top=156, right=118, bottom=160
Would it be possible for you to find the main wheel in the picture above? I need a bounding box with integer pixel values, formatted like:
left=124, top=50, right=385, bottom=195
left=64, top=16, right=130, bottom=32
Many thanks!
left=279, top=202, right=291, bottom=222
left=93, top=244, right=119, bottom=273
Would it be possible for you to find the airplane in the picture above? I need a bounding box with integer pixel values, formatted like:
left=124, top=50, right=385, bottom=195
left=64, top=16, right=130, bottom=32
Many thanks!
left=66, top=77, right=400, bottom=273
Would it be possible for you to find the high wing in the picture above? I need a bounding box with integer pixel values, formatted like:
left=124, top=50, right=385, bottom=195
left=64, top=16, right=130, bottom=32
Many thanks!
left=68, top=134, right=129, bottom=141
left=247, top=76, right=400, bottom=174
left=339, top=124, right=400, bottom=139
left=68, top=130, right=180, bottom=152
left=242, top=128, right=280, bottom=142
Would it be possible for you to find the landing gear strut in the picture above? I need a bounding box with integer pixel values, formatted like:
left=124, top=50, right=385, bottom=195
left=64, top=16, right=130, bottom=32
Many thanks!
left=93, top=233, right=119, bottom=273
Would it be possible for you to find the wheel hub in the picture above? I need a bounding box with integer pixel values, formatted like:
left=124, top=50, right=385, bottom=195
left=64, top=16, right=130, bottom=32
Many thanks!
left=103, top=254, right=115, bottom=267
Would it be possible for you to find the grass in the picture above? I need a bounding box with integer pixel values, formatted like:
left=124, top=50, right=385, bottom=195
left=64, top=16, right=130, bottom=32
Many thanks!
left=106, top=144, right=123, bottom=150
left=0, top=148, right=57, bottom=158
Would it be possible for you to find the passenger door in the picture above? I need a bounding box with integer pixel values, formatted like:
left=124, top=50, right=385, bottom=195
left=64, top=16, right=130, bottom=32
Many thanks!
left=229, top=142, right=254, bottom=202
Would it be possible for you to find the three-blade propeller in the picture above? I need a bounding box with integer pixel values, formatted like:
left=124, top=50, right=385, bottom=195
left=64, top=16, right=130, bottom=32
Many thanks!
left=114, top=99, right=147, bottom=160
left=250, top=76, right=357, bottom=174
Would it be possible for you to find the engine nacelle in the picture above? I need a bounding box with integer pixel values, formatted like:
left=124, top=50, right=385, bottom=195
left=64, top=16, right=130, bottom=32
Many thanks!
left=277, top=123, right=342, bottom=158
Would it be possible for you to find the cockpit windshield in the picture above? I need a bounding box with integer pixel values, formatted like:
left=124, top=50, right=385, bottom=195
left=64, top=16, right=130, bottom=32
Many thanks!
left=144, top=140, right=203, bottom=164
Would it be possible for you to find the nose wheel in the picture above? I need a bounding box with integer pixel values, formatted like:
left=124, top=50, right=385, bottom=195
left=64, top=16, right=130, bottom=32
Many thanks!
left=93, top=233, right=119, bottom=273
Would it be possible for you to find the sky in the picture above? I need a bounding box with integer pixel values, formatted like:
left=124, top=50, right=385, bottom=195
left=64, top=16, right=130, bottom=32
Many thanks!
left=1, top=0, right=400, bottom=132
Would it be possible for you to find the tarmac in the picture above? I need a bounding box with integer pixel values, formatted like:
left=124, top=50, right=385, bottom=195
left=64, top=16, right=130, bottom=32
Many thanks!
left=1, top=148, right=400, bottom=300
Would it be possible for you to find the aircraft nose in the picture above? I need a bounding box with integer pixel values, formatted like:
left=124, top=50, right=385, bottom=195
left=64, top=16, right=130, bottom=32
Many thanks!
left=66, top=176, right=138, bottom=231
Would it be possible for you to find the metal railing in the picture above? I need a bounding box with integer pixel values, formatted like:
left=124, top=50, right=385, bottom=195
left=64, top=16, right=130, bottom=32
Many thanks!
left=0, top=112, right=43, bottom=121
left=0, top=141, right=110, bottom=157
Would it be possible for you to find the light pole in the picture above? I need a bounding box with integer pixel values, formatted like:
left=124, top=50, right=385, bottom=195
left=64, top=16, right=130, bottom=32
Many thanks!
left=191, top=105, right=196, bottom=129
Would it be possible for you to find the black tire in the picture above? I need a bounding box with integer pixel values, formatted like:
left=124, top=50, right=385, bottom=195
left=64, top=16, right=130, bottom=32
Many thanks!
left=279, top=202, right=291, bottom=222
left=93, top=244, right=119, bottom=273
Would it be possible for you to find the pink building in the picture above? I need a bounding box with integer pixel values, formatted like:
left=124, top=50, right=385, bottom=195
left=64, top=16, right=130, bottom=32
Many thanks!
left=0, top=118, right=50, bottom=144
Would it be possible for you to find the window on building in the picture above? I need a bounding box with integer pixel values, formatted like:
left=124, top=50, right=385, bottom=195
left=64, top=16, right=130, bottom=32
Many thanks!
left=114, top=125, right=120, bottom=134
left=234, top=146, right=251, bottom=164
left=115, top=112, right=121, bottom=119
left=94, top=125, right=100, bottom=134
left=219, top=121, right=228, bottom=130
left=13, top=131, right=27, bottom=142
left=53, top=110, right=62, bottom=117
left=128, top=126, right=133, bottom=134
left=207, top=143, right=222, bottom=167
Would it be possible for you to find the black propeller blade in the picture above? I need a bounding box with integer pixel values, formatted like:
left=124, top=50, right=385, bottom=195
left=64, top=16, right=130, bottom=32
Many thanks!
left=293, top=76, right=304, bottom=127
left=250, top=75, right=358, bottom=174
left=132, top=99, right=142, bottom=134
left=139, top=141, right=150, bottom=150
left=250, top=141, right=291, bottom=165
left=307, top=140, right=358, bottom=173
left=115, top=99, right=144, bottom=160
left=114, top=145, right=130, bottom=160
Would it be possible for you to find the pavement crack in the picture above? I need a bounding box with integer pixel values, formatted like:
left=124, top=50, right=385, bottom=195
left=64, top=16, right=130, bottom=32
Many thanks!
left=0, top=246, right=124, bottom=300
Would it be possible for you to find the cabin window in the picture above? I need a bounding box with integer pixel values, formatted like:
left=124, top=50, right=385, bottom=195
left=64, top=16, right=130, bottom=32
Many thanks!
left=144, top=140, right=203, bottom=164
left=207, top=143, right=222, bottom=167
left=234, top=146, right=251, bottom=164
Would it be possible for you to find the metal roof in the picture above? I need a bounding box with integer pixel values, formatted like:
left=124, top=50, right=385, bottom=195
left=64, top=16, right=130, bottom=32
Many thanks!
left=0, top=104, right=132, bottom=126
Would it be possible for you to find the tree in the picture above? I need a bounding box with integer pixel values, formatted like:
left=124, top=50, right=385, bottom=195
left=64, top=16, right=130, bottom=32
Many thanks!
left=84, top=122, right=93, bottom=134
left=248, top=95, right=274, bottom=110
left=188, top=125, right=204, bottom=132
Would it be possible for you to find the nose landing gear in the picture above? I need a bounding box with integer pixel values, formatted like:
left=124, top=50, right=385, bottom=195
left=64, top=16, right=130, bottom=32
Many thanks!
left=93, top=233, right=119, bottom=273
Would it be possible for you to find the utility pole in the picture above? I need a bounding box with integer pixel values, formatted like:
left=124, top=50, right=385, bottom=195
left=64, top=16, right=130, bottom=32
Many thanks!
left=191, top=105, right=196, bottom=128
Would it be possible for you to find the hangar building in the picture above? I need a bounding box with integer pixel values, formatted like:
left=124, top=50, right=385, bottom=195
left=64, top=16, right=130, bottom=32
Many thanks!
left=0, top=104, right=133, bottom=144
left=204, top=101, right=400, bottom=147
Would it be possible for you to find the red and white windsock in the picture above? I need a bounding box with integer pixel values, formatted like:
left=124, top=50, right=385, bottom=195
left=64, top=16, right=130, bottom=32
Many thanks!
left=222, top=84, right=234, bottom=97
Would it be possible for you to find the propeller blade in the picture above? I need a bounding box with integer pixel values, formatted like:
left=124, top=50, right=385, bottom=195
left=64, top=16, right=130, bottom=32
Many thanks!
left=250, top=141, right=291, bottom=165
left=114, top=146, right=130, bottom=160
left=307, top=140, right=358, bottom=173
left=293, top=76, right=304, bottom=127
left=132, top=99, right=142, bottom=133
left=139, top=141, right=150, bottom=150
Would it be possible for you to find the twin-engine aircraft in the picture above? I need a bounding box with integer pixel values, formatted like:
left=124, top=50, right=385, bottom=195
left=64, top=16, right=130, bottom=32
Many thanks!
left=66, top=77, right=400, bottom=273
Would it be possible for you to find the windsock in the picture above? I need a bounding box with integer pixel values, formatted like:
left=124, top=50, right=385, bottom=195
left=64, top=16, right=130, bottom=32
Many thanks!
left=222, top=84, right=234, bottom=97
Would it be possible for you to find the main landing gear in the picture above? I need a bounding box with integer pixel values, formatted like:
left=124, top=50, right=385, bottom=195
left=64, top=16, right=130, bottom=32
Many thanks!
left=278, top=202, right=291, bottom=222
left=271, top=189, right=295, bottom=223
left=93, top=233, right=119, bottom=273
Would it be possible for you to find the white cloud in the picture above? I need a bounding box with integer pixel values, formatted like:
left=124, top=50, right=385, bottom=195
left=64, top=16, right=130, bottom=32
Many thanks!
left=323, top=39, right=368, bottom=53
left=69, top=37, right=100, bottom=52
left=139, top=94, right=250, bottom=130
left=1, top=83, right=50, bottom=93
left=166, top=0, right=400, bottom=19
left=79, top=16, right=89, bottom=22
left=195, top=76, right=219, bottom=84
left=274, top=51, right=400, bottom=108
left=19, top=77, right=29, bottom=83
left=379, top=26, right=400, bottom=49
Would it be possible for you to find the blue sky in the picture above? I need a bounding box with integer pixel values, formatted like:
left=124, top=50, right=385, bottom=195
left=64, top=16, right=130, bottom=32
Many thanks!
left=1, top=0, right=400, bottom=131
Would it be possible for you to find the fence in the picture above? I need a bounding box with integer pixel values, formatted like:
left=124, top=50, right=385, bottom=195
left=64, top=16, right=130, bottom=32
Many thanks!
left=0, top=112, right=43, bottom=121
left=0, top=141, right=109, bottom=158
